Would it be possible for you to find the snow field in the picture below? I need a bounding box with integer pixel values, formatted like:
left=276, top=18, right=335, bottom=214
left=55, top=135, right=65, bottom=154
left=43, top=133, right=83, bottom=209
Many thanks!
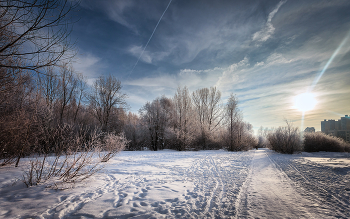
left=0, top=150, right=254, bottom=218
left=0, top=149, right=349, bottom=218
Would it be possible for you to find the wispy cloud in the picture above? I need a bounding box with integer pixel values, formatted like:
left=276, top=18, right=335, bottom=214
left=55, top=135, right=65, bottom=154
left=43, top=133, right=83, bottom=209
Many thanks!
left=128, top=45, right=153, bottom=64
left=72, top=53, right=104, bottom=85
left=78, top=0, right=138, bottom=33
left=125, top=74, right=177, bottom=88
left=215, top=57, right=249, bottom=91
left=106, top=1, right=138, bottom=33
left=127, top=45, right=170, bottom=64
left=252, top=0, right=287, bottom=42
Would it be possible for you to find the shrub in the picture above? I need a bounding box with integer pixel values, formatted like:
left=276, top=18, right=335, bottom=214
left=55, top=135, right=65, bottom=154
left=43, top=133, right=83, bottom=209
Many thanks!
left=99, top=133, right=128, bottom=162
left=22, top=131, right=128, bottom=188
left=303, top=132, right=350, bottom=152
left=22, top=133, right=102, bottom=188
left=267, top=121, right=302, bottom=154
left=22, top=149, right=101, bottom=188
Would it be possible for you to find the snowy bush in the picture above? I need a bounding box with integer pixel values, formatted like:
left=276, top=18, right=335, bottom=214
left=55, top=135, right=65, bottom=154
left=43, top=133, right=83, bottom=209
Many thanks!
left=99, top=133, right=128, bottom=162
left=267, top=121, right=302, bottom=154
left=303, top=132, right=350, bottom=152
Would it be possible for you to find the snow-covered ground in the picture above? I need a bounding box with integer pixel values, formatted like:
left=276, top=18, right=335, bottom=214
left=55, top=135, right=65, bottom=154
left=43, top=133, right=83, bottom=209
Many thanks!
left=0, top=149, right=349, bottom=218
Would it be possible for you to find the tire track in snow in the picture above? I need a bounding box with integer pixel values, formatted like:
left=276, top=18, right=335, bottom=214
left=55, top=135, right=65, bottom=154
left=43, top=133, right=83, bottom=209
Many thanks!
left=265, top=152, right=316, bottom=219
left=208, top=154, right=225, bottom=216
left=185, top=151, right=253, bottom=218
left=236, top=149, right=322, bottom=219
left=202, top=154, right=220, bottom=216
left=288, top=162, right=349, bottom=216
left=234, top=150, right=255, bottom=218
left=269, top=152, right=350, bottom=218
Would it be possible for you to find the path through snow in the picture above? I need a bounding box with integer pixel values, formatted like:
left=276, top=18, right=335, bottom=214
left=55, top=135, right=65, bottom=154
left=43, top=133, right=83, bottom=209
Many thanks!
left=236, top=149, right=321, bottom=218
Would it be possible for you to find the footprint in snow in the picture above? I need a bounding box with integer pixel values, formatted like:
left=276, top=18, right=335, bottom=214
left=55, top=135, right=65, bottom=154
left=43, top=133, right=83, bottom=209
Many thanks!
left=139, top=192, right=147, bottom=198
left=151, top=202, right=159, bottom=207
left=59, top=195, right=68, bottom=202
left=140, top=201, right=148, bottom=206
left=165, top=197, right=179, bottom=203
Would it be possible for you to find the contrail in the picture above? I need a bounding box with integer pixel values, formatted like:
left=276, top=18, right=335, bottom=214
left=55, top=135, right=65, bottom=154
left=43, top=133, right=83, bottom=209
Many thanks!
left=129, top=0, right=173, bottom=74
left=310, top=30, right=350, bottom=91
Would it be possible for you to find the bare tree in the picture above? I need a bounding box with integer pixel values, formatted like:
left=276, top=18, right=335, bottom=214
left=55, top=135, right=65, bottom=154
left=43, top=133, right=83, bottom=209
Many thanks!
left=173, top=86, right=195, bottom=151
left=225, top=94, right=239, bottom=151
left=192, top=87, right=223, bottom=149
left=88, top=75, right=127, bottom=132
left=158, top=96, right=175, bottom=149
left=123, top=112, right=141, bottom=150
left=0, top=0, right=76, bottom=72
left=40, top=67, right=59, bottom=111
left=72, top=73, right=86, bottom=123
left=139, top=97, right=171, bottom=151
left=56, top=63, right=78, bottom=124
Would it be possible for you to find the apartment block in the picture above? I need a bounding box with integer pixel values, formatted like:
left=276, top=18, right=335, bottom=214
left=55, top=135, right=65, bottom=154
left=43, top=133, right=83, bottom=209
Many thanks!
left=304, top=127, right=315, bottom=133
left=321, top=115, right=350, bottom=142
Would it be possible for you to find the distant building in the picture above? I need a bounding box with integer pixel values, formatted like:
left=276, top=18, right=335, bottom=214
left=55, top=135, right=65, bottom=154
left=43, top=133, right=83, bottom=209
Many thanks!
left=304, top=127, right=315, bottom=133
left=321, top=115, right=350, bottom=142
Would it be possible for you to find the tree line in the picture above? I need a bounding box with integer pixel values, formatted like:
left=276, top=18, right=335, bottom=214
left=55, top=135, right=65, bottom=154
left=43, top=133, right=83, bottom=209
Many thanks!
left=132, top=87, right=256, bottom=151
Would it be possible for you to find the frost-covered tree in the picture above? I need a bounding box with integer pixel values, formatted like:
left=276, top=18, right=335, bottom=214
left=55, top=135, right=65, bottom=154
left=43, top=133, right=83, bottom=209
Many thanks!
left=173, top=86, right=195, bottom=151
left=222, top=94, right=256, bottom=151
left=123, top=112, right=141, bottom=150
left=224, top=94, right=240, bottom=151
left=192, top=87, right=223, bottom=149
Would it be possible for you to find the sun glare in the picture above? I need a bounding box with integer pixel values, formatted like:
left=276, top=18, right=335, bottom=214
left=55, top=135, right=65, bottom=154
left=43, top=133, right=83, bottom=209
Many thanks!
left=294, top=92, right=317, bottom=112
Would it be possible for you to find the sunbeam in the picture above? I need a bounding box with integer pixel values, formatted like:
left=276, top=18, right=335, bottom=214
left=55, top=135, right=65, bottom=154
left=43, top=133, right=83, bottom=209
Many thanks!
left=300, top=111, right=305, bottom=136
left=310, top=30, right=350, bottom=91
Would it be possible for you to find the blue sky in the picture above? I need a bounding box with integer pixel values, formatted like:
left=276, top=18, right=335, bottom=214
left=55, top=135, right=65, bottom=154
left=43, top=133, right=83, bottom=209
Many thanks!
left=70, top=0, right=350, bottom=132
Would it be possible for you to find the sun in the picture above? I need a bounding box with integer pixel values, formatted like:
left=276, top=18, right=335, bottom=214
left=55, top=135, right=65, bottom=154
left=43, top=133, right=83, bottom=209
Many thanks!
left=294, top=92, right=317, bottom=112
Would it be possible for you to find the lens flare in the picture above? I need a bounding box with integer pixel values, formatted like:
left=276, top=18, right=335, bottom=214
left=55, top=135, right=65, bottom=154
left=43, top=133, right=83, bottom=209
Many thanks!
left=310, top=30, right=350, bottom=91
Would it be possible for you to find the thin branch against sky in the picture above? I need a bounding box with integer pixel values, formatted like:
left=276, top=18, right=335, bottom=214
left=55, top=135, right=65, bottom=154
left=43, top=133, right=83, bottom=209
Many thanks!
left=129, top=0, right=173, bottom=75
